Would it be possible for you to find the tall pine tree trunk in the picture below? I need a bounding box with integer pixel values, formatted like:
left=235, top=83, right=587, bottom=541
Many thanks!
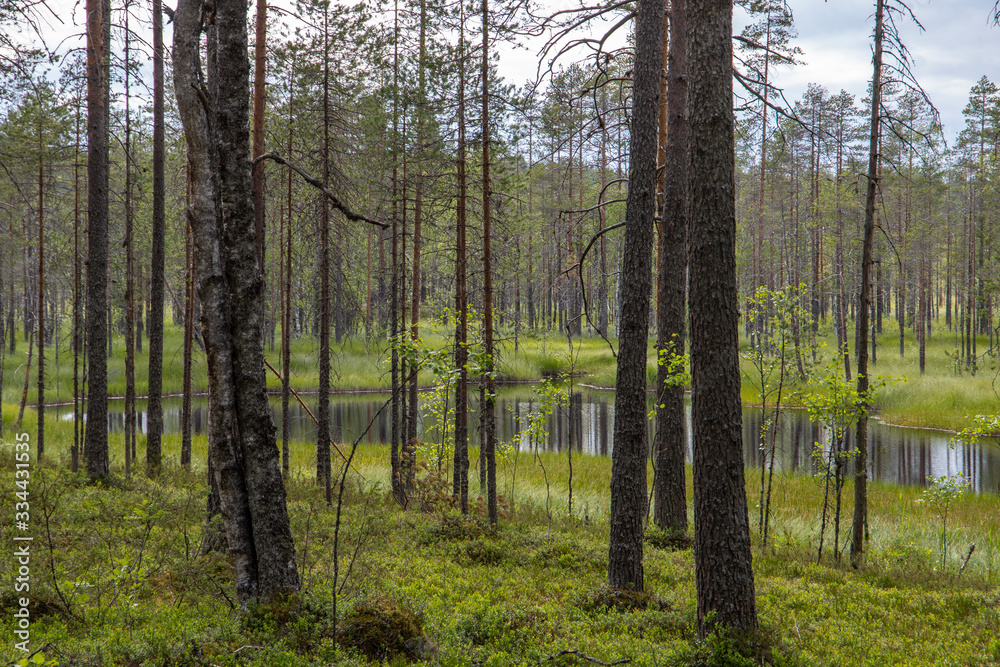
left=481, top=0, right=497, bottom=523
left=84, top=0, right=111, bottom=478
left=654, top=0, right=688, bottom=533
left=607, top=0, right=662, bottom=593
left=689, top=0, right=757, bottom=634
left=851, top=0, right=885, bottom=570
left=147, top=0, right=166, bottom=476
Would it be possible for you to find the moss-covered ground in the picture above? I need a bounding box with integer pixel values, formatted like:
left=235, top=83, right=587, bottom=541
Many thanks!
left=1, top=439, right=998, bottom=667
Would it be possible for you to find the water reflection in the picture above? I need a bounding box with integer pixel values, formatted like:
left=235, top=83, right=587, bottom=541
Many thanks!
left=59, top=387, right=999, bottom=493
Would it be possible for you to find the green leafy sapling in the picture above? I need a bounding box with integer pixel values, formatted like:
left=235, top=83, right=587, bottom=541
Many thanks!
left=802, top=350, right=894, bottom=563
left=916, top=474, right=970, bottom=569
left=741, top=284, right=815, bottom=550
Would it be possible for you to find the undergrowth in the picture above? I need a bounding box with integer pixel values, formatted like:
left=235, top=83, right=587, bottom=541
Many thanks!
left=0, top=443, right=998, bottom=666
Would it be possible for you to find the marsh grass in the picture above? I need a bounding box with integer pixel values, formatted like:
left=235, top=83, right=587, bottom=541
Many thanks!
left=2, top=314, right=997, bottom=438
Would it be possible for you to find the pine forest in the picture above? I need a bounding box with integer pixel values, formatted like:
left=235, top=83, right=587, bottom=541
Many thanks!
left=1, top=0, right=999, bottom=664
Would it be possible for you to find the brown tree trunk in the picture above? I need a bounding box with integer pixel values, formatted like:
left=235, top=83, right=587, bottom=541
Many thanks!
left=481, top=0, right=497, bottom=523
left=453, top=16, right=469, bottom=512
left=36, top=95, right=45, bottom=462
left=688, top=0, right=757, bottom=634
left=181, top=205, right=194, bottom=469
left=147, top=0, right=166, bottom=476
left=316, top=8, right=332, bottom=502
left=84, top=0, right=111, bottom=478
left=653, top=0, right=689, bottom=534
left=851, top=0, right=884, bottom=570
left=608, top=0, right=662, bottom=593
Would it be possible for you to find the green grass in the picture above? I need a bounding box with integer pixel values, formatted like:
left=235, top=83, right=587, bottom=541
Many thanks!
left=1, top=435, right=998, bottom=666
left=2, top=311, right=998, bottom=434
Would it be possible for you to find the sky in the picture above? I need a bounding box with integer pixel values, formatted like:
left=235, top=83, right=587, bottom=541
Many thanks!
left=744, top=0, right=1000, bottom=145
left=17, top=0, right=1000, bottom=146
left=499, top=0, right=1000, bottom=147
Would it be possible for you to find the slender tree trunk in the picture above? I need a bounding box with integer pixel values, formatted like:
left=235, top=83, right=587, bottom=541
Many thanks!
left=125, top=10, right=138, bottom=476
left=481, top=0, right=497, bottom=523
left=282, top=63, right=294, bottom=476
left=146, top=0, right=166, bottom=476
left=453, top=16, right=469, bottom=512
left=71, top=97, right=82, bottom=470
left=608, top=0, right=662, bottom=593
left=316, top=9, right=332, bottom=503
left=688, top=0, right=757, bottom=634
left=36, top=96, right=45, bottom=462
left=252, top=0, right=267, bottom=277
left=390, top=1, right=402, bottom=502
left=84, top=0, right=110, bottom=477
left=181, top=204, right=194, bottom=468
left=653, top=0, right=689, bottom=534
left=407, top=0, right=428, bottom=479
left=851, top=0, right=884, bottom=570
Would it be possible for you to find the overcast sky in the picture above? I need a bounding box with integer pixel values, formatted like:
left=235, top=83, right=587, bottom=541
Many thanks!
left=749, top=0, right=1000, bottom=145
left=500, top=0, right=1000, bottom=146
left=24, top=0, right=1000, bottom=145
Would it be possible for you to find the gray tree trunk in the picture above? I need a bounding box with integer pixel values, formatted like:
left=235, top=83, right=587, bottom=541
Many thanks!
left=174, top=0, right=300, bottom=602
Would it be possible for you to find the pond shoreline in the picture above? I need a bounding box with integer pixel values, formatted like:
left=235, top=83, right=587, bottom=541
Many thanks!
left=31, top=378, right=994, bottom=439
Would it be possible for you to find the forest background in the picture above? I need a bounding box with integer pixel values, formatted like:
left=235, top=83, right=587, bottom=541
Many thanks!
left=2, top=0, right=1000, bottom=664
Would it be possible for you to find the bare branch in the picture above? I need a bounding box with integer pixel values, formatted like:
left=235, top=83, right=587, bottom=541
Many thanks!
left=253, top=152, right=388, bottom=229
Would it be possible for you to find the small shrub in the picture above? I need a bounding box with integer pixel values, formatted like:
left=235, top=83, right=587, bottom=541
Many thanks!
left=670, top=624, right=800, bottom=667
left=340, top=597, right=427, bottom=662
left=457, top=537, right=506, bottom=566
left=646, top=526, right=694, bottom=551
left=575, top=585, right=654, bottom=614
left=421, top=511, right=492, bottom=544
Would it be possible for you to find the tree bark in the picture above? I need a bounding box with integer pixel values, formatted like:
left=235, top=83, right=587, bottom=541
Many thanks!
left=84, top=0, right=110, bottom=478
left=174, top=0, right=300, bottom=602
left=688, top=0, right=758, bottom=634
left=653, top=0, right=689, bottom=534
left=147, top=0, right=166, bottom=476
left=851, top=0, right=884, bottom=569
left=453, top=16, right=469, bottom=512
left=607, top=0, right=663, bottom=593
left=481, top=0, right=497, bottom=524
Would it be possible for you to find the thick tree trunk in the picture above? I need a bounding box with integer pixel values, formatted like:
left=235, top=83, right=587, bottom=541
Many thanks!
left=653, top=0, right=689, bottom=534
left=688, top=0, right=757, bottom=635
left=174, top=0, right=300, bottom=602
left=607, top=0, right=662, bottom=593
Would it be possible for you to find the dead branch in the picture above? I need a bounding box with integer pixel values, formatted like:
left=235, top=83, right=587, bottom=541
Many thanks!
left=263, top=358, right=366, bottom=479
left=253, top=152, right=388, bottom=229
left=958, top=543, right=976, bottom=577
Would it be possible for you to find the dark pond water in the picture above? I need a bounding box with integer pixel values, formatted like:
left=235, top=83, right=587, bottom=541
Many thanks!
left=56, top=386, right=1000, bottom=493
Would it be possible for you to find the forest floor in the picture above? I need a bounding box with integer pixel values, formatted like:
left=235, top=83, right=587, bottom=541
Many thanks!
left=1, top=438, right=999, bottom=667
left=1, top=315, right=997, bottom=434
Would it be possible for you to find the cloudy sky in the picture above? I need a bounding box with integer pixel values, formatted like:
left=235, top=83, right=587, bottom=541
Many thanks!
left=23, top=0, right=1000, bottom=145
left=749, top=0, right=1000, bottom=144
left=501, top=0, right=999, bottom=145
